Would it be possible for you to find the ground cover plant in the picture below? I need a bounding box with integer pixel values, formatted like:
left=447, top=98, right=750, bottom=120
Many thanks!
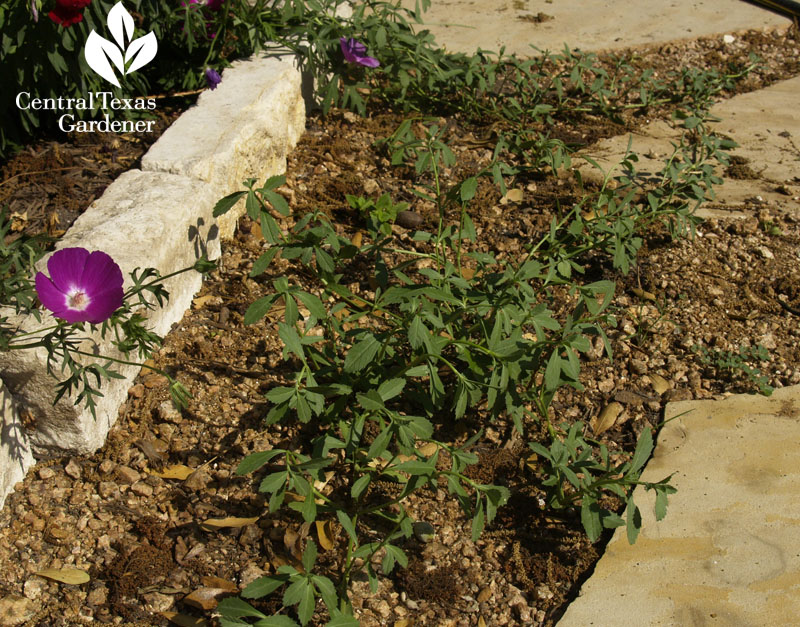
left=1, top=1, right=800, bottom=625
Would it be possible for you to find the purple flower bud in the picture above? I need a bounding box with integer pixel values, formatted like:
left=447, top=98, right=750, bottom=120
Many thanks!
left=205, top=67, right=222, bottom=90
left=340, top=37, right=380, bottom=68
left=35, top=248, right=124, bottom=324
left=31, top=0, right=39, bottom=22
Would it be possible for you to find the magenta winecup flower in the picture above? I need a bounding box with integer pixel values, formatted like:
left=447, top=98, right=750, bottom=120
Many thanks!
left=340, top=37, right=380, bottom=68
left=35, top=248, right=124, bottom=324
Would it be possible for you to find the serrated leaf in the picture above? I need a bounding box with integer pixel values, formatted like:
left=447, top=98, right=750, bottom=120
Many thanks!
left=581, top=500, right=602, bottom=543
left=344, top=334, right=380, bottom=373
left=630, top=427, right=654, bottom=473
left=626, top=499, right=642, bottom=545
left=244, top=295, right=278, bottom=325
left=242, top=575, right=291, bottom=599
left=336, top=511, right=358, bottom=544
left=278, top=322, right=306, bottom=361
left=217, top=597, right=268, bottom=620
left=351, top=474, right=371, bottom=500
left=377, top=378, right=406, bottom=401
left=237, top=449, right=283, bottom=475
left=200, top=516, right=260, bottom=531
left=212, top=191, right=247, bottom=217
left=35, top=568, right=89, bottom=585
left=471, top=504, right=485, bottom=542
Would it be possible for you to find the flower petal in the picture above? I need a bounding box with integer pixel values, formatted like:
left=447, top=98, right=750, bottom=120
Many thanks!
left=80, top=250, right=124, bottom=297
left=34, top=273, right=69, bottom=317
left=79, top=285, right=124, bottom=323
left=47, top=248, right=89, bottom=293
left=357, top=55, right=380, bottom=68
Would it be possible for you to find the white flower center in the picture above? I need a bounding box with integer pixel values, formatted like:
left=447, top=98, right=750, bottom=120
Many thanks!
left=67, top=288, right=90, bottom=311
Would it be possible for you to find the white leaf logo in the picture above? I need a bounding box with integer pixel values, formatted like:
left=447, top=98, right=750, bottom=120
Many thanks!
left=84, top=1, right=157, bottom=87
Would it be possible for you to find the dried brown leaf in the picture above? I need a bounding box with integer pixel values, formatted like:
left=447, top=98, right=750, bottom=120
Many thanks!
left=199, top=516, right=259, bottom=531
left=34, top=568, right=90, bottom=585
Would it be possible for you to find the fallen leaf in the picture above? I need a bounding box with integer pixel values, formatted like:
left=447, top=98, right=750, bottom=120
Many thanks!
left=160, top=611, right=209, bottom=627
left=351, top=231, right=363, bottom=248
left=394, top=620, right=414, bottom=627
left=34, top=568, right=90, bottom=585
left=649, top=373, right=670, bottom=395
left=316, top=520, right=335, bottom=551
left=200, top=576, right=238, bottom=593
left=460, top=267, right=476, bottom=280
left=478, top=617, right=487, bottom=627
left=591, top=402, right=624, bottom=435
left=200, top=516, right=259, bottom=531
left=150, top=464, right=195, bottom=480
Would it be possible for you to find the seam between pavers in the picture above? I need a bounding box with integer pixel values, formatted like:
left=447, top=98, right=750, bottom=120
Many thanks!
left=0, top=52, right=306, bottom=513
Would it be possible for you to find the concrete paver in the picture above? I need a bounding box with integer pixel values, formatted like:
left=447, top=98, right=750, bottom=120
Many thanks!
left=402, top=0, right=791, bottom=56
left=558, top=385, right=800, bottom=626
left=575, top=75, right=800, bottom=219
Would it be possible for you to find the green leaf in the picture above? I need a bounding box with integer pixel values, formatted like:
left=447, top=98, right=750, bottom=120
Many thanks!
left=325, top=612, right=360, bottom=627
left=237, top=449, right=283, bottom=475
left=213, top=191, right=246, bottom=217
left=312, top=575, right=338, bottom=612
left=581, top=500, right=603, bottom=542
left=367, top=426, right=392, bottom=459
left=344, top=334, right=380, bottom=373
left=278, top=323, right=306, bottom=361
left=544, top=351, right=562, bottom=390
left=244, top=294, right=279, bottom=325
left=351, top=474, right=371, bottom=500
left=296, top=291, right=327, bottom=321
left=336, top=511, right=358, bottom=544
left=302, top=540, right=318, bottom=573
left=408, top=316, right=429, bottom=351
left=264, top=190, right=290, bottom=217
left=626, top=498, right=642, bottom=545
left=250, top=247, right=280, bottom=277
left=630, top=427, right=654, bottom=473
left=217, top=597, right=268, bottom=619
left=260, top=471, right=288, bottom=494
left=396, top=459, right=435, bottom=476
left=377, top=378, right=406, bottom=401
left=253, top=617, right=300, bottom=627
left=357, top=391, right=385, bottom=412
left=242, top=574, right=291, bottom=599
left=654, top=490, right=668, bottom=521
left=460, top=177, right=478, bottom=202
left=471, top=502, right=485, bottom=541
left=265, top=386, right=296, bottom=404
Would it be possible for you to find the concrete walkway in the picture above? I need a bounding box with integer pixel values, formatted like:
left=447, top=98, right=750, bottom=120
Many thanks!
left=400, top=2, right=800, bottom=624
left=402, top=0, right=790, bottom=56
left=558, top=385, right=800, bottom=626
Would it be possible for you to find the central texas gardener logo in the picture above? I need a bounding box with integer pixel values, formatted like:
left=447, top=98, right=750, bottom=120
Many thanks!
left=85, top=2, right=157, bottom=87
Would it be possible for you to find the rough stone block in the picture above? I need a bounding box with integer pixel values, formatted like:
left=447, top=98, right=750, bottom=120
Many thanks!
left=142, top=55, right=305, bottom=238
left=0, top=170, right=220, bottom=457
left=0, top=381, right=34, bottom=513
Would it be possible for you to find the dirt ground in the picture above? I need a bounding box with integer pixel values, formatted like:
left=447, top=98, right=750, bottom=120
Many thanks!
left=1, top=26, right=800, bottom=627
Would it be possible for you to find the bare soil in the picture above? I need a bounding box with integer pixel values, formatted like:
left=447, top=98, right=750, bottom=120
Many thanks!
left=1, top=26, right=800, bottom=627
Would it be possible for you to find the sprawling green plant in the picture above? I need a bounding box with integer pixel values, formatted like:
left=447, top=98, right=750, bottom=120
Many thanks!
left=209, top=92, right=740, bottom=620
